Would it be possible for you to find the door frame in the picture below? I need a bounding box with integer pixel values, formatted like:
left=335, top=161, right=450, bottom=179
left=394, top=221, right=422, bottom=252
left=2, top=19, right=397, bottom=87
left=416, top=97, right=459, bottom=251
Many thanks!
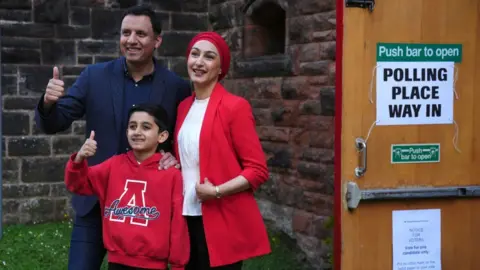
left=333, top=0, right=344, bottom=269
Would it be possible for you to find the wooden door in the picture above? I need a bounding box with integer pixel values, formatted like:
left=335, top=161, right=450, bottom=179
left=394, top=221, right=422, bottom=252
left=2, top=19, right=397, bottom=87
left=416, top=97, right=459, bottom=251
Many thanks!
left=335, top=0, right=480, bottom=269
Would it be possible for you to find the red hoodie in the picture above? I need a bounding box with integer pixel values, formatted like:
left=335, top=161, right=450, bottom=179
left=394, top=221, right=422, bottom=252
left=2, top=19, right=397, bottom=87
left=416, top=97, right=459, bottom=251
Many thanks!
left=64, top=151, right=189, bottom=270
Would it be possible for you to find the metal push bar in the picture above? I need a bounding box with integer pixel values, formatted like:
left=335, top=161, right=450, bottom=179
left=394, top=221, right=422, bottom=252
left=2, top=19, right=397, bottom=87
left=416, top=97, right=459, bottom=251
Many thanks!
left=346, top=181, right=480, bottom=210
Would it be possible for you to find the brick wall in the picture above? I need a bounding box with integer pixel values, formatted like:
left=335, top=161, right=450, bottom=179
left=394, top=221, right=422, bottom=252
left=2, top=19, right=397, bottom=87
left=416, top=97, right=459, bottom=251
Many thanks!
left=1, top=0, right=208, bottom=223
left=209, top=0, right=336, bottom=268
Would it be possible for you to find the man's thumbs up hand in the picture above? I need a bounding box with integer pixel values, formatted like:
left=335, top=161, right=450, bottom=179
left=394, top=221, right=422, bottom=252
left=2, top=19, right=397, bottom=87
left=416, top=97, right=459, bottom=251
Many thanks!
left=74, top=131, right=98, bottom=163
left=53, top=66, right=60, bottom=79
left=44, top=66, right=65, bottom=106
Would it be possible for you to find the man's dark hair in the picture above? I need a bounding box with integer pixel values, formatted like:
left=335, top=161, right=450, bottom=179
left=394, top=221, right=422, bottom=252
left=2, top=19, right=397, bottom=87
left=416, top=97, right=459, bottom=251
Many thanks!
left=122, top=5, right=162, bottom=35
left=128, top=103, right=170, bottom=133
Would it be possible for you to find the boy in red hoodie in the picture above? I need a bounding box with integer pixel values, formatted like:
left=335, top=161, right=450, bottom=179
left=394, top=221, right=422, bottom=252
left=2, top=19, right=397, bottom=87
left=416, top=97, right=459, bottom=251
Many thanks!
left=64, top=103, right=189, bottom=270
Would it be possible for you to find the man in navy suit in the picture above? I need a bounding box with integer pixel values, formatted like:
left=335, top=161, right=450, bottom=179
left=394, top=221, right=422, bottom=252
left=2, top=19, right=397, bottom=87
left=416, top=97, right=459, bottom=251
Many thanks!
left=34, top=5, right=190, bottom=270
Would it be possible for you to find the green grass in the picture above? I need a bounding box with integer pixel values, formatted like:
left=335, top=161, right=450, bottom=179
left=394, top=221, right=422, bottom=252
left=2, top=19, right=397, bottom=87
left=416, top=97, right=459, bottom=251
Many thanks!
left=0, top=221, right=302, bottom=270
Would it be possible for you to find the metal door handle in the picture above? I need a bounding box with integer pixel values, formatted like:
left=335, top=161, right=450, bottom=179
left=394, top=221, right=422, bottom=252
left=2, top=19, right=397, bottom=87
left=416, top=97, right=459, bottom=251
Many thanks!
left=355, top=137, right=367, bottom=178
left=346, top=181, right=480, bottom=210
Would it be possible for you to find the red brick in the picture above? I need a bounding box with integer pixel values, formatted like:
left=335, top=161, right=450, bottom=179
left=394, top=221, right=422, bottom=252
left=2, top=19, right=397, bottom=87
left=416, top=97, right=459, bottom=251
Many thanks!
left=252, top=108, right=273, bottom=126
left=297, top=161, right=328, bottom=179
left=291, top=115, right=333, bottom=130
left=281, top=77, right=309, bottom=99
left=319, top=41, right=336, bottom=60
left=309, top=130, right=334, bottom=149
left=299, top=100, right=322, bottom=115
left=291, top=127, right=334, bottom=149
left=250, top=99, right=284, bottom=109
left=281, top=76, right=328, bottom=100
left=309, top=116, right=334, bottom=130
left=301, top=147, right=334, bottom=163
left=222, top=79, right=238, bottom=94
left=260, top=142, right=275, bottom=160
left=271, top=100, right=301, bottom=126
left=292, top=209, right=314, bottom=234
left=312, top=215, right=333, bottom=239
left=282, top=174, right=299, bottom=186
left=290, top=128, right=309, bottom=145
left=292, top=42, right=334, bottom=63
left=302, top=192, right=333, bottom=215
left=276, top=182, right=303, bottom=206
left=253, top=77, right=283, bottom=99
left=308, top=76, right=330, bottom=87
left=289, top=0, right=335, bottom=16
left=230, top=78, right=255, bottom=97
left=292, top=43, right=321, bottom=62
left=288, top=13, right=336, bottom=44
left=297, top=179, right=331, bottom=194
left=298, top=60, right=330, bottom=76
left=312, top=30, right=335, bottom=42
left=328, top=61, right=336, bottom=80
left=256, top=126, right=290, bottom=142
left=256, top=172, right=281, bottom=202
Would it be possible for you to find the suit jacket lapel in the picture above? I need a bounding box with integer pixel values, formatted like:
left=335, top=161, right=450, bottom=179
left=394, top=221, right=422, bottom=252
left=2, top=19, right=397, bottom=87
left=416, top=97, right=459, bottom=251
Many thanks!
left=199, top=83, right=225, bottom=183
left=110, top=57, right=125, bottom=140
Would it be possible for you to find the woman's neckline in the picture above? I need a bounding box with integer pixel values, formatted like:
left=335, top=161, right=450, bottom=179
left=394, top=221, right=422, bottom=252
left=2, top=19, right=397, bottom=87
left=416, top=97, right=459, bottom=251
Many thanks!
left=195, top=97, right=210, bottom=103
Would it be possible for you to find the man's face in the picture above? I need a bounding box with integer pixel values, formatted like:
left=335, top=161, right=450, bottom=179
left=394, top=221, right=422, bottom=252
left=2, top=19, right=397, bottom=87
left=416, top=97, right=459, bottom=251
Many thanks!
left=120, top=15, right=162, bottom=64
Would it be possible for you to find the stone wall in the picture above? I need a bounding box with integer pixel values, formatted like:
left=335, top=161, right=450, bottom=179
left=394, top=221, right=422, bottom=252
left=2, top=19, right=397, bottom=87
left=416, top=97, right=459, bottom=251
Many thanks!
left=209, top=0, right=336, bottom=268
left=1, top=0, right=208, bottom=223
left=1, top=0, right=335, bottom=269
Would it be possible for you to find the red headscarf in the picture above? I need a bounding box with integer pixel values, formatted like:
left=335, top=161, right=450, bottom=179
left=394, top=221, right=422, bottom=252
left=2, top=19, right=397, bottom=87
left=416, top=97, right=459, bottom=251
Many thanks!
left=186, top=31, right=231, bottom=81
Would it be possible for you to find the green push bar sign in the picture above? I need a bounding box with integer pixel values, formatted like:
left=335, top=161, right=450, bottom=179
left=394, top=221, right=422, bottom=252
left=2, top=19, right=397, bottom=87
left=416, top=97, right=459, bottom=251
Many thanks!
left=377, top=43, right=462, bottom=62
left=391, top=143, right=440, bottom=164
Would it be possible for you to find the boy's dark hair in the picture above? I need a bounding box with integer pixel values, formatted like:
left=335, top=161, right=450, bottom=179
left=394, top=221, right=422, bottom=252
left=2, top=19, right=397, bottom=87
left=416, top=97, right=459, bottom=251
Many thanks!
left=128, top=103, right=169, bottom=133
left=128, top=103, right=171, bottom=152
left=122, top=5, right=162, bottom=35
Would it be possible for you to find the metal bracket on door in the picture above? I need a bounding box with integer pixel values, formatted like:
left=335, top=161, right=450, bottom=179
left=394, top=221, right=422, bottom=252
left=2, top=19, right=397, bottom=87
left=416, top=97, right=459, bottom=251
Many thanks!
left=345, top=0, right=375, bottom=11
left=355, top=137, right=367, bottom=178
left=346, top=182, right=480, bottom=210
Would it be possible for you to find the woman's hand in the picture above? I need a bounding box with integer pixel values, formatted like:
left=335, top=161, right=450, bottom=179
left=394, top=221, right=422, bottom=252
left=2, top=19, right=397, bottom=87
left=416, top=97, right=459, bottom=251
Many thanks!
left=195, top=178, right=216, bottom=202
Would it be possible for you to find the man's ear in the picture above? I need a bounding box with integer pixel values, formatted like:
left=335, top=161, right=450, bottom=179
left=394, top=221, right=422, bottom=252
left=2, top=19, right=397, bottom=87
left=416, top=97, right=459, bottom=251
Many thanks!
left=154, top=36, right=162, bottom=49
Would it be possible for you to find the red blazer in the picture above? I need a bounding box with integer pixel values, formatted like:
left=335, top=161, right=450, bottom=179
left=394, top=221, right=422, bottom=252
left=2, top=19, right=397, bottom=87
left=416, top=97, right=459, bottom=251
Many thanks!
left=174, top=83, right=271, bottom=266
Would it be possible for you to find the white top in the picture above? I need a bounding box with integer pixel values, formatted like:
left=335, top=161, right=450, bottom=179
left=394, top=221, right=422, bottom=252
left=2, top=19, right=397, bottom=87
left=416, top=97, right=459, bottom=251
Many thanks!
left=177, top=97, right=210, bottom=216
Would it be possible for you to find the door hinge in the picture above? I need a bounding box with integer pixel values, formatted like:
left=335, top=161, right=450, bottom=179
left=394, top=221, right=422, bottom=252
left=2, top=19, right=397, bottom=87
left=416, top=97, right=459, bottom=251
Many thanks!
left=345, top=0, right=375, bottom=11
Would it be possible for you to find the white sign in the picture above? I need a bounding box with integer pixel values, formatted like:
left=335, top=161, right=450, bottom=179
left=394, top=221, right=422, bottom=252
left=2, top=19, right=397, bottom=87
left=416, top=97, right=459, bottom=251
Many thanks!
left=392, top=209, right=441, bottom=270
left=376, top=62, right=454, bottom=125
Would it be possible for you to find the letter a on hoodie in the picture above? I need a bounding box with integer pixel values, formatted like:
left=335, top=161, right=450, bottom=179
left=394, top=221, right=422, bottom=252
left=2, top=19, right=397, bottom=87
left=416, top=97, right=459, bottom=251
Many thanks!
left=107, top=179, right=160, bottom=226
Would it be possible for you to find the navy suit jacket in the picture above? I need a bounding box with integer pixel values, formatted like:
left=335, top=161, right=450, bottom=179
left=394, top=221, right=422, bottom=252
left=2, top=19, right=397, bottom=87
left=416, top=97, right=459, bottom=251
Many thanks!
left=35, top=57, right=191, bottom=217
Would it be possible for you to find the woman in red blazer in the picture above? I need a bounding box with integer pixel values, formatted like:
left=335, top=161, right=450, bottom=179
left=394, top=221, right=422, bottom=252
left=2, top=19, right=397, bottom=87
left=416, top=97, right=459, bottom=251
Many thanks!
left=173, top=32, right=271, bottom=270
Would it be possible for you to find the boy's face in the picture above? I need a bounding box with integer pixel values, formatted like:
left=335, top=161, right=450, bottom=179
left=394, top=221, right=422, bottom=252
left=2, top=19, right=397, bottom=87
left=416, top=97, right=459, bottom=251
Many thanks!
left=127, top=111, right=168, bottom=152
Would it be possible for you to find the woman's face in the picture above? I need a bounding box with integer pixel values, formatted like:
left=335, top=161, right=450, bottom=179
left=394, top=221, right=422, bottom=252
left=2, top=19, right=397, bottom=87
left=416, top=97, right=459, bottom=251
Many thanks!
left=187, top=40, right=222, bottom=87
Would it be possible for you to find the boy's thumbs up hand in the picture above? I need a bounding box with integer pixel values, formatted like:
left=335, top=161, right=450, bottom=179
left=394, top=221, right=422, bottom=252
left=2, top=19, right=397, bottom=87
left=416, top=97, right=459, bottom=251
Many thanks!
left=74, top=131, right=98, bottom=163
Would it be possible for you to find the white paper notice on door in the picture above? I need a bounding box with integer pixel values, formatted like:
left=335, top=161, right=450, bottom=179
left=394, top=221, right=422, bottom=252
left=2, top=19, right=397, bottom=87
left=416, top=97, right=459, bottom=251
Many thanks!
left=392, top=209, right=441, bottom=270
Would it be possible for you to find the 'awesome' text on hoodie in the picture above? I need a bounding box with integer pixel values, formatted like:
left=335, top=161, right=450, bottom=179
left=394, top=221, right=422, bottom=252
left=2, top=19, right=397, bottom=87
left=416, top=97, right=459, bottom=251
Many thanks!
left=64, top=151, right=189, bottom=270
